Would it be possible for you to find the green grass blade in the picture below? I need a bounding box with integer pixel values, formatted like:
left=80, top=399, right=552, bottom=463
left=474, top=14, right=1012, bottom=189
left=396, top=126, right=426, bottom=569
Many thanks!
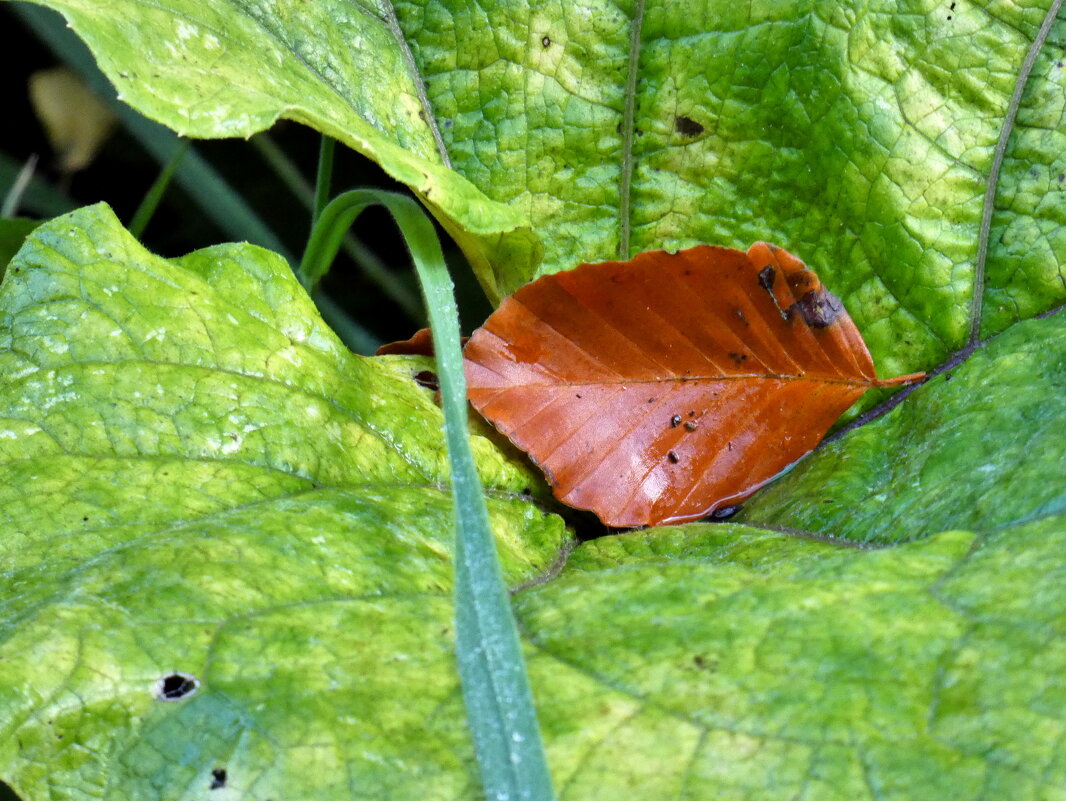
left=250, top=133, right=423, bottom=321
left=302, top=188, right=556, bottom=801
left=0, top=151, right=76, bottom=218
left=128, top=140, right=189, bottom=238
left=0, top=154, right=38, bottom=218
left=313, top=135, right=335, bottom=224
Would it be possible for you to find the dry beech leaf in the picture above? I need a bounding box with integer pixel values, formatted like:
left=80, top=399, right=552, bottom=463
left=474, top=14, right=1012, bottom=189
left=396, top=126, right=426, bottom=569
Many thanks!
left=375, top=327, right=437, bottom=357
left=463, top=243, right=923, bottom=527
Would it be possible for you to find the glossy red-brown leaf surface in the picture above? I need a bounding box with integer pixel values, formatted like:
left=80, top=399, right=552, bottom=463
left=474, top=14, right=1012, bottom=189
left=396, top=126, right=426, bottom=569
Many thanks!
left=464, top=243, right=922, bottom=527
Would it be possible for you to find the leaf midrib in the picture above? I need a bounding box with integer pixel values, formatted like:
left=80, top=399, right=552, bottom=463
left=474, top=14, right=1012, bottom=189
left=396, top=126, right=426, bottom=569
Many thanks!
left=970, top=0, right=1065, bottom=344
left=617, top=0, right=645, bottom=259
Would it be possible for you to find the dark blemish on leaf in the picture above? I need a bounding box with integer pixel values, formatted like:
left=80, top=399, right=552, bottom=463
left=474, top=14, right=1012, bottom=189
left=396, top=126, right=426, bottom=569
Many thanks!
left=692, top=654, right=717, bottom=671
left=684, top=421, right=698, bottom=431
left=944, top=372, right=953, bottom=381
left=794, top=288, right=845, bottom=328
left=418, top=109, right=426, bottom=122
left=154, top=673, right=199, bottom=701
left=675, top=116, right=704, bottom=137
left=728, top=352, right=749, bottom=366
left=576, top=393, right=583, bottom=399
left=616, top=121, right=623, bottom=135
left=688, top=410, right=696, bottom=417
left=671, top=415, right=682, bottom=427
left=412, top=370, right=439, bottom=391
left=667, top=451, right=680, bottom=463
left=710, top=504, right=741, bottom=520
left=82, top=516, right=89, bottom=522
left=1058, top=173, right=1064, bottom=183
left=823, top=498, right=835, bottom=503
left=647, top=397, right=656, bottom=403
left=541, top=35, right=551, bottom=48
left=757, top=265, right=776, bottom=294
left=522, top=487, right=533, bottom=496
left=444, top=118, right=453, bottom=128
left=727, top=441, right=734, bottom=451
left=210, top=769, right=227, bottom=790
left=636, top=128, right=644, bottom=137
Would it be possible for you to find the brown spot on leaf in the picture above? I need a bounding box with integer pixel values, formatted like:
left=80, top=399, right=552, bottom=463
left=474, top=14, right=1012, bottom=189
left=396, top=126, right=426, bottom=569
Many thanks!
left=757, top=265, right=776, bottom=294
left=794, top=288, right=845, bottom=328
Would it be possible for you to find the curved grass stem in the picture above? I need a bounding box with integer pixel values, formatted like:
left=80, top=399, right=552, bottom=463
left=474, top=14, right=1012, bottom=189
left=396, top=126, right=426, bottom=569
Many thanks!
left=299, top=188, right=556, bottom=801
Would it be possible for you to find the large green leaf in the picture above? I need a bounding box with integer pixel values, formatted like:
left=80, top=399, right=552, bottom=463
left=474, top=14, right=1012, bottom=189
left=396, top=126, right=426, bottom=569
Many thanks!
left=2, top=206, right=1063, bottom=799
left=0, top=206, right=570, bottom=798
left=12, top=0, right=1065, bottom=371
left=513, top=313, right=1065, bottom=799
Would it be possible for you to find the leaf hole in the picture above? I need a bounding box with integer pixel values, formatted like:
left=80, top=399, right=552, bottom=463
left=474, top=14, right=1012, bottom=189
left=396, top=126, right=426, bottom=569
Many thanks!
left=541, top=35, right=551, bottom=48
left=674, top=116, right=704, bottom=137
left=412, top=370, right=439, bottom=391
left=154, top=672, right=200, bottom=701
left=210, top=768, right=227, bottom=790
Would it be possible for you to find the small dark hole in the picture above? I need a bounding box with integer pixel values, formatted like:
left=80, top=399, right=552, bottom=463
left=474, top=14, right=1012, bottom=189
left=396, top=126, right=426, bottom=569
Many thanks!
left=210, top=768, right=227, bottom=790
left=667, top=451, right=680, bottom=464
left=674, top=116, right=704, bottom=137
left=155, top=672, right=200, bottom=701
left=541, top=35, right=551, bottom=48
left=412, top=370, right=439, bottom=391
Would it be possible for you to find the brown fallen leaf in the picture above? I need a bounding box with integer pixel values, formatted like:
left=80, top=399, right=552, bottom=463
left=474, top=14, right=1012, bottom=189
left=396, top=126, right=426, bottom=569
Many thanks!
left=463, top=243, right=923, bottom=527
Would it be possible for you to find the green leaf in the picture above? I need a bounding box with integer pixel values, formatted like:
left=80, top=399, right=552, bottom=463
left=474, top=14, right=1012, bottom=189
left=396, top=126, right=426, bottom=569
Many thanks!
left=14, top=0, right=1065, bottom=368
left=0, top=206, right=569, bottom=799
left=3, top=205, right=1063, bottom=799
left=740, top=313, right=1065, bottom=544
left=508, top=313, right=1065, bottom=798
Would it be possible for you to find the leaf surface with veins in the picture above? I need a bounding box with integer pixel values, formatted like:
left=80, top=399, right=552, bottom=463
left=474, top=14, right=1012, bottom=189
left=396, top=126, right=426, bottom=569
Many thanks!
left=1, top=205, right=1064, bottom=801
left=12, top=0, right=1066, bottom=373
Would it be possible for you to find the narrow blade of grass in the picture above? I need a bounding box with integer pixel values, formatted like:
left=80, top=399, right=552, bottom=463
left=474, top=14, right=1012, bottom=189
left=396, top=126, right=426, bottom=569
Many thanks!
left=128, top=140, right=189, bottom=238
left=302, top=188, right=557, bottom=801
left=250, top=133, right=423, bottom=321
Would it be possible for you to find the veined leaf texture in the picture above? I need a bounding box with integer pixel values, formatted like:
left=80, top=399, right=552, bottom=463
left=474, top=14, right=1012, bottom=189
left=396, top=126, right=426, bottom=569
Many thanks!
left=464, top=244, right=923, bottom=527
